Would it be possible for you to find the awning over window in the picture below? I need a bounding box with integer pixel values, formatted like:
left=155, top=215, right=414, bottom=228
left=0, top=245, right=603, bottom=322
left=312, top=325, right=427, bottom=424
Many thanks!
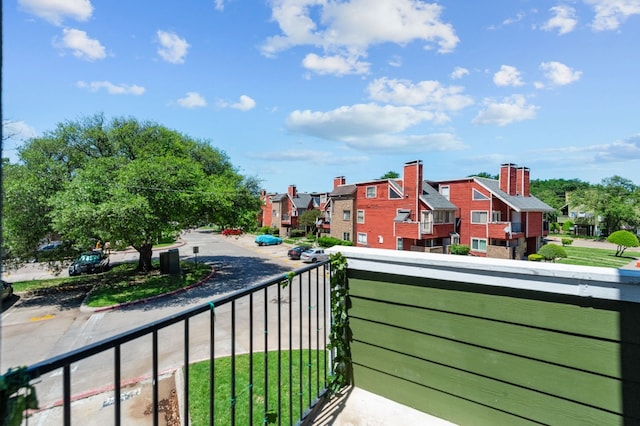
left=394, top=209, right=411, bottom=222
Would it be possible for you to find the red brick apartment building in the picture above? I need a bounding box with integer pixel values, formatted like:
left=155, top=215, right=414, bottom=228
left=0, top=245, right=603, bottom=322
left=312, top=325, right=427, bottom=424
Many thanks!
left=432, top=163, right=554, bottom=258
left=260, top=185, right=329, bottom=237
left=327, top=160, right=458, bottom=252
left=260, top=161, right=553, bottom=260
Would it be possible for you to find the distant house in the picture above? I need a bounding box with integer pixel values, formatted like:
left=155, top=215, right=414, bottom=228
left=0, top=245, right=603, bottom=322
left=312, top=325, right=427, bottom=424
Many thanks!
left=259, top=185, right=328, bottom=237
left=433, top=163, right=554, bottom=259
left=328, top=160, right=458, bottom=252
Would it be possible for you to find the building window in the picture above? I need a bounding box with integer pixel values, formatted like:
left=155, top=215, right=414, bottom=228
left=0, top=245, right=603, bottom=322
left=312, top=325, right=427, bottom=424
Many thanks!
left=471, top=211, right=488, bottom=224
left=357, top=210, right=365, bottom=224
left=471, top=238, right=487, bottom=252
left=343, top=232, right=351, bottom=241
left=389, top=186, right=402, bottom=199
left=366, top=186, right=376, bottom=198
left=433, top=210, right=454, bottom=224
left=473, top=189, right=489, bottom=200
left=440, top=185, right=450, bottom=200
left=492, top=211, right=502, bottom=222
left=396, top=238, right=403, bottom=250
left=272, top=209, right=277, bottom=217
left=357, top=233, right=368, bottom=244
left=343, top=210, right=351, bottom=220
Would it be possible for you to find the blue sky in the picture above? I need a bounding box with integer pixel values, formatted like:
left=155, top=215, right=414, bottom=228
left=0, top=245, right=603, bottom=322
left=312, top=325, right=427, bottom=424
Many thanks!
left=3, top=0, right=640, bottom=193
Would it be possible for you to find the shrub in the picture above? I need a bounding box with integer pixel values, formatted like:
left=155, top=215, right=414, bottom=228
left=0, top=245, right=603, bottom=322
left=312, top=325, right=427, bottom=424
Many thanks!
left=528, top=253, right=544, bottom=262
left=550, top=222, right=560, bottom=233
left=561, top=238, right=573, bottom=246
left=606, top=230, right=639, bottom=257
left=290, top=229, right=305, bottom=238
left=537, top=244, right=568, bottom=262
left=317, top=236, right=353, bottom=248
left=449, top=244, right=470, bottom=255
left=562, top=220, right=574, bottom=233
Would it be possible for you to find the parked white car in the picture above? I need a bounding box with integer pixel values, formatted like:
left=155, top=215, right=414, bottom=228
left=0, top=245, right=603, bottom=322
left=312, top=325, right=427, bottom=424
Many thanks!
left=300, top=248, right=329, bottom=263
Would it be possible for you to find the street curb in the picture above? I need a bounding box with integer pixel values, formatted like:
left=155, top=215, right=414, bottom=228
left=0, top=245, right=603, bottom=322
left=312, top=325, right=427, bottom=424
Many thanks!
left=80, top=267, right=216, bottom=313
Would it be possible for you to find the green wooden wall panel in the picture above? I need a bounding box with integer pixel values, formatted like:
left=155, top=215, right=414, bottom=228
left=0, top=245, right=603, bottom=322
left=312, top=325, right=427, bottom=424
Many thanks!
left=348, top=271, right=640, bottom=344
left=352, top=341, right=623, bottom=426
left=352, top=364, right=540, bottom=426
left=350, top=317, right=627, bottom=413
left=349, top=296, right=629, bottom=380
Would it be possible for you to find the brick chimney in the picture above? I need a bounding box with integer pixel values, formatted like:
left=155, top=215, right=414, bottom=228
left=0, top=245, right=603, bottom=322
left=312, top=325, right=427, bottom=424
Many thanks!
left=516, top=166, right=530, bottom=196
left=403, top=160, right=423, bottom=200
left=333, top=176, right=346, bottom=189
left=288, top=185, right=297, bottom=198
left=499, top=163, right=518, bottom=195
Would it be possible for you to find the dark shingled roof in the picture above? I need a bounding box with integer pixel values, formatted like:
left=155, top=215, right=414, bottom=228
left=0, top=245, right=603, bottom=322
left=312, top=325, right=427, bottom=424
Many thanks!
left=420, top=182, right=457, bottom=210
left=475, top=177, right=555, bottom=212
left=330, top=184, right=357, bottom=197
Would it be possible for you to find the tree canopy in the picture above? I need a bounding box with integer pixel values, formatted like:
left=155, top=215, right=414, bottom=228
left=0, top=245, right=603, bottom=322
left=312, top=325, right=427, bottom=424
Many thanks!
left=379, top=171, right=399, bottom=179
left=606, top=230, right=639, bottom=257
left=2, top=114, right=261, bottom=272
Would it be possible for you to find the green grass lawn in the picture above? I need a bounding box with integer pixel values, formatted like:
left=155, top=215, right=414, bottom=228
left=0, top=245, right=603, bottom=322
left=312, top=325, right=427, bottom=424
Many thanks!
left=11, top=261, right=212, bottom=307
left=187, top=350, right=327, bottom=426
left=554, top=245, right=636, bottom=268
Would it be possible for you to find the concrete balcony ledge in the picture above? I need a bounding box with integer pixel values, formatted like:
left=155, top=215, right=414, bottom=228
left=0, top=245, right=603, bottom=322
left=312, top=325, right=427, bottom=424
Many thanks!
left=326, top=245, right=640, bottom=303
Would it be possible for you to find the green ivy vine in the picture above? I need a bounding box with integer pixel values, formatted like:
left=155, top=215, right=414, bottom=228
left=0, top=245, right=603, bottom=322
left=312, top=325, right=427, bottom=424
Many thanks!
left=1, top=366, right=38, bottom=426
left=326, top=252, right=352, bottom=396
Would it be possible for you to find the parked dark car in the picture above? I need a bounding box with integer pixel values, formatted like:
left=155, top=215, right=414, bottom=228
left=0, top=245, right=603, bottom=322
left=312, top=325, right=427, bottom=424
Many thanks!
left=287, top=245, right=312, bottom=260
left=1, top=281, right=13, bottom=302
left=68, top=251, right=110, bottom=276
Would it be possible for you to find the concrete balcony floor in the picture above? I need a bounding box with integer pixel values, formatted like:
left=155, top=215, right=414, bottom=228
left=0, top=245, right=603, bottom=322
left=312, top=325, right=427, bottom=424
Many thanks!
left=311, top=386, right=456, bottom=426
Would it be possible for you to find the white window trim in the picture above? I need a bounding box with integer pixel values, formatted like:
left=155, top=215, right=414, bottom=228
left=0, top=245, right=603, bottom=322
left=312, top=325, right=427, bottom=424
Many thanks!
left=473, top=189, right=489, bottom=200
left=357, top=210, right=365, bottom=224
left=343, top=210, right=351, bottom=221
left=440, top=185, right=450, bottom=200
left=366, top=186, right=377, bottom=198
left=471, top=210, right=488, bottom=224
left=357, top=233, right=368, bottom=244
left=471, top=238, right=487, bottom=252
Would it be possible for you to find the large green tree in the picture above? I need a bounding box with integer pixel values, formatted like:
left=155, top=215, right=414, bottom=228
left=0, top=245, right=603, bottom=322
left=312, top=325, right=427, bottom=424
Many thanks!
left=3, top=114, right=261, bottom=272
left=573, top=176, right=640, bottom=236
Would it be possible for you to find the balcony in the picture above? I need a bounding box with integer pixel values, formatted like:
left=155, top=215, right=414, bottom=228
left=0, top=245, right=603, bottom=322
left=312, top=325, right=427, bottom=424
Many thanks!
left=487, top=221, right=524, bottom=239
left=281, top=214, right=291, bottom=224
left=6, top=249, right=640, bottom=425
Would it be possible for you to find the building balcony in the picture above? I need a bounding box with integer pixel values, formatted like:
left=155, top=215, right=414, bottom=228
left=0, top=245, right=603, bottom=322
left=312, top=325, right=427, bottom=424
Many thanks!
left=8, top=248, right=640, bottom=425
left=281, top=213, right=291, bottom=224
left=487, top=221, right=524, bottom=239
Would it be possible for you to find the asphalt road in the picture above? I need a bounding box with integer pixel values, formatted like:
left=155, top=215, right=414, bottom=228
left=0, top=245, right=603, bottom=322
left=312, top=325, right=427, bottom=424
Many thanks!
left=1, top=230, right=322, bottom=417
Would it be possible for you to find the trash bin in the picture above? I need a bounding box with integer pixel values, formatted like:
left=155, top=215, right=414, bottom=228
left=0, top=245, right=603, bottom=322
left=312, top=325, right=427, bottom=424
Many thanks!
left=160, top=249, right=180, bottom=274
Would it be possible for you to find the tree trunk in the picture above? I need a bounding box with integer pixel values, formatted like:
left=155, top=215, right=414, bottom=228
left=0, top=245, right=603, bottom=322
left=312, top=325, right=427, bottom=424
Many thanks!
left=137, top=243, right=153, bottom=272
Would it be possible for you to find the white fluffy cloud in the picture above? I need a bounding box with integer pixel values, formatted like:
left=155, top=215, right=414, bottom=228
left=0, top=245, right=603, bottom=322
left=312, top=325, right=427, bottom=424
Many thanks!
left=55, top=28, right=106, bottom=60
left=302, top=53, right=370, bottom=75
left=472, top=95, right=538, bottom=126
left=250, top=150, right=369, bottom=165
left=451, top=66, right=469, bottom=80
left=540, top=61, right=582, bottom=86
left=285, top=103, right=465, bottom=152
left=585, top=0, right=640, bottom=31
left=231, top=95, right=256, bottom=111
left=493, top=65, right=524, bottom=87
left=2, top=120, right=38, bottom=141
left=19, top=0, right=93, bottom=25
left=542, top=5, right=578, bottom=35
left=177, top=92, right=207, bottom=108
left=261, top=0, right=459, bottom=76
left=535, top=134, right=640, bottom=163
left=77, top=81, right=145, bottom=95
left=157, top=30, right=190, bottom=64
left=367, top=77, right=473, bottom=114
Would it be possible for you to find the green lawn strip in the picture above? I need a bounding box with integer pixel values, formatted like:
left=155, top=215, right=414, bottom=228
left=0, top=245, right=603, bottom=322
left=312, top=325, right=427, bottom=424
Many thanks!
left=10, top=261, right=212, bottom=307
left=555, top=245, right=636, bottom=268
left=85, top=261, right=212, bottom=307
left=188, top=350, right=328, bottom=426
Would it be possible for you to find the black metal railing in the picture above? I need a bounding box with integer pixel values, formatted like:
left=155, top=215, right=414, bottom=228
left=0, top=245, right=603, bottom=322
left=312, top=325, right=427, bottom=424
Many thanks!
left=9, top=261, right=332, bottom=425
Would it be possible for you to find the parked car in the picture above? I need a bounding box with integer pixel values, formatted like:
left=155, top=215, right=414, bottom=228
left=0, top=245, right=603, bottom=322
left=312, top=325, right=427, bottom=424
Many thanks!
left=222, top=228, right=243, bottom=236
left=300, top=248, right=329, bottom=263
left=68, top=251, right=110, bottom=276
left=288, top=245, right=312, bottom=260
left=255, top=234, right=283, bottom=246
left=1, top=281, right=13, bottom=302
